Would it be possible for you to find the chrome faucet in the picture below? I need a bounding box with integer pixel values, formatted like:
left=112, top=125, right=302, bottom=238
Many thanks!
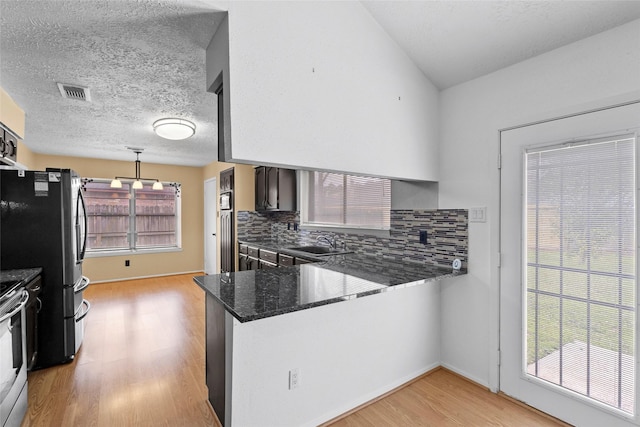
left=316, top=235, right=336, bottom=250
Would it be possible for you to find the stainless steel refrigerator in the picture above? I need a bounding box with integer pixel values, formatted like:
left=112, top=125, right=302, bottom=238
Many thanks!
left=0, top=168, right=90, bottom=369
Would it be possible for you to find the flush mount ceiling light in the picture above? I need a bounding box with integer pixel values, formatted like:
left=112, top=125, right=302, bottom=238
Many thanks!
left=111, top=148, right=163, bottom=190
left=153, top=118, right=196, bottom=140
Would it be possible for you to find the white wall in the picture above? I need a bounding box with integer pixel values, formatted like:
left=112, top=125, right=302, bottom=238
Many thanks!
left=438, top=19, right=640, bottom=390
left=229, top=282, right=441, bottom=427
left=224, top=1, right=440, bottom=181
left=391, top=180, right=438, bottom=209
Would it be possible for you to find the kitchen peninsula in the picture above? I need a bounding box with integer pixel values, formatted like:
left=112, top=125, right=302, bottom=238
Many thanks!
left=193, top=253, right=464, bottom=427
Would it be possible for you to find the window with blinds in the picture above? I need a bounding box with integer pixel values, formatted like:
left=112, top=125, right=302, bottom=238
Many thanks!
left=302, top=171, right=391, bottom=230
left=525, top=135, right=636, bottom=413
left=83, top=179, right=181, bottom=253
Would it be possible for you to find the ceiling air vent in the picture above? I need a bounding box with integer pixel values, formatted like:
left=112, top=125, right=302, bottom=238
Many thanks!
left=57, top=83, right=91, bottom=102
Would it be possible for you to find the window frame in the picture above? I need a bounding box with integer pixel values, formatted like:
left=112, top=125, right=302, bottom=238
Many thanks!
left=300, top=170, right=391, bottom=234
left=83, top=178, right=182, bottom=257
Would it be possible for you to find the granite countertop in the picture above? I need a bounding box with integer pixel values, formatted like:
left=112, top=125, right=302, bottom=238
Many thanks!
left=194, top=241, right=463, bottom=323
left=1, top=267, right=43, bottom=295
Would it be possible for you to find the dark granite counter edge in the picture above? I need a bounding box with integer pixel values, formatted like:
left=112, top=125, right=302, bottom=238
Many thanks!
left=194, top=273, right=379, bottom=323
left=1, top=268, right=43, bottom=297
left=1, top=268, right=43, bottom=285
left=204, top=239, right=467, bottom=323
left=193, top=269, right=462, bottom=324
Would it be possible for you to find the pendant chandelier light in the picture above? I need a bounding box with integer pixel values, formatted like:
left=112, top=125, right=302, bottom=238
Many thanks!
left=153, top=118, right=196, bottom=140
left=111, top=148, right=163, bottom=190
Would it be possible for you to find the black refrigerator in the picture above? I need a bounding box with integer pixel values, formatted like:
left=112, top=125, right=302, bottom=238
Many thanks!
left=0, top=168, right=91, bottom=369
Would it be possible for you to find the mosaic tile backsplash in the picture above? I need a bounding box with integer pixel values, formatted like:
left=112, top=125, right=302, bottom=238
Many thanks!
left=237, top=209, right=468, bottom=269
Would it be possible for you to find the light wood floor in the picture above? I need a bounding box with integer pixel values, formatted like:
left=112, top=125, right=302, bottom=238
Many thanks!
left=327, top=368, right=569, bottom=427
left=23, top=274, right=216, bottom=427
left=23, top=273, right=568, bottom=426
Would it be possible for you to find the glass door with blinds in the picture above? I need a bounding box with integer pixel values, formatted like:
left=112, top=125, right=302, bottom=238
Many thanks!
left=500, top=102, right=640, bottom=426
left=526, top=136, right=635, bottom=412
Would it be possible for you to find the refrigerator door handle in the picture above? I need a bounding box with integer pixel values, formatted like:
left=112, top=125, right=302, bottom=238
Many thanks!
left=75, top=299, right=91, bottom=322
left=74, top=276, right=90, bottom=293
left=77, top=188, right=88, bottom=261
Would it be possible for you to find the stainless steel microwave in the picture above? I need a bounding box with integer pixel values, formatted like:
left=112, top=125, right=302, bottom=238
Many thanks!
left=220, top=193, right=231, bottom=210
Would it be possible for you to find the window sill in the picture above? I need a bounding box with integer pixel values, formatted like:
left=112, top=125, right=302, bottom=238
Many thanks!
left=85, top=247, right=182, bottom=258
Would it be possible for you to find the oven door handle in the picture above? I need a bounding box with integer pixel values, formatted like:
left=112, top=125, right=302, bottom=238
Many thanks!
left=1, top=289, right=29, bottom=324
left=76, top=299, right=91, bottom=322
left=74, top=275, right=90, bottom=293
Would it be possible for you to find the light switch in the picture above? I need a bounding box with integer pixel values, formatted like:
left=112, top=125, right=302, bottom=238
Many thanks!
left=470, top=207, right=487, bottom=223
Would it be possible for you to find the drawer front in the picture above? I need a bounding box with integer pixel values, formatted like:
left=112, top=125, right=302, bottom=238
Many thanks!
left=239, top=244, right=248, bottom=254
left=247, top=247, right=259, bottom=258
left=278, top=254, right=294, bottom=266
left=259, top=249, right=278, bottom=263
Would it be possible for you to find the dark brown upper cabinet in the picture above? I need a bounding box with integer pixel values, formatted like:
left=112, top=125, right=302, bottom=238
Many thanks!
left=220, top=167, right=233, bottom=193
left=255, top=166, right=296, bottom=212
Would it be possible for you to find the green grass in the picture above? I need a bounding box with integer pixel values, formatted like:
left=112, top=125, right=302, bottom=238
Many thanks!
left=526, top=250, right=636, bottom=365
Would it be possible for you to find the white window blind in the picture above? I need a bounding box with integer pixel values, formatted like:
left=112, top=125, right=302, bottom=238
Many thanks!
left=303, top=171, right=390, bottom=230
left=525, top=135, right=636, bottom=413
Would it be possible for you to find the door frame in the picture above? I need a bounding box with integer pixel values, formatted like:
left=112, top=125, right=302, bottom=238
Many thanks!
left=496, top=99, right=640, bottom=425
left=490, top=94, right=640, bottom=394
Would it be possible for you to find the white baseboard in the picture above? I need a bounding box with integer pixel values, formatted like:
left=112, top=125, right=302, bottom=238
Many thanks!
left=89, top=270, right=203, bottom=284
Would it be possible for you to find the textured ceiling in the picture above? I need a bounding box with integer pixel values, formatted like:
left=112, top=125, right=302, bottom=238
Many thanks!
left=1, top=1, right=639, bottom=167
left=0, top=0, right=225, bottom=166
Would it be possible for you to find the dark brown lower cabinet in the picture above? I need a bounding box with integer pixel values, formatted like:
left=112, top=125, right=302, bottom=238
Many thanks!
left=206, top=294, right=226, bottom=425
left=238, top=245, right=319, bottom=270
left=247, top=256, right=259, bottom=270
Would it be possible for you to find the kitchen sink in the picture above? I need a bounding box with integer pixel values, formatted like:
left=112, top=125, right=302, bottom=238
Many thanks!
left=287, top=245, right=352, bottom=256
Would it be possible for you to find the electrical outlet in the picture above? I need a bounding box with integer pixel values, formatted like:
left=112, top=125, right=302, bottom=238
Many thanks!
left=419, top=230, right=428, bottom=245
left=125, top=260, right=130, bottom=267
left=289, top=368, right=300, bottom=390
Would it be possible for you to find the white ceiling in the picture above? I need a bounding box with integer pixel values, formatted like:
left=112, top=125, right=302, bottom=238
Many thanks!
left=1, top=1, right=639, bottom=167
left=362, top=1, right=640, bottom=90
